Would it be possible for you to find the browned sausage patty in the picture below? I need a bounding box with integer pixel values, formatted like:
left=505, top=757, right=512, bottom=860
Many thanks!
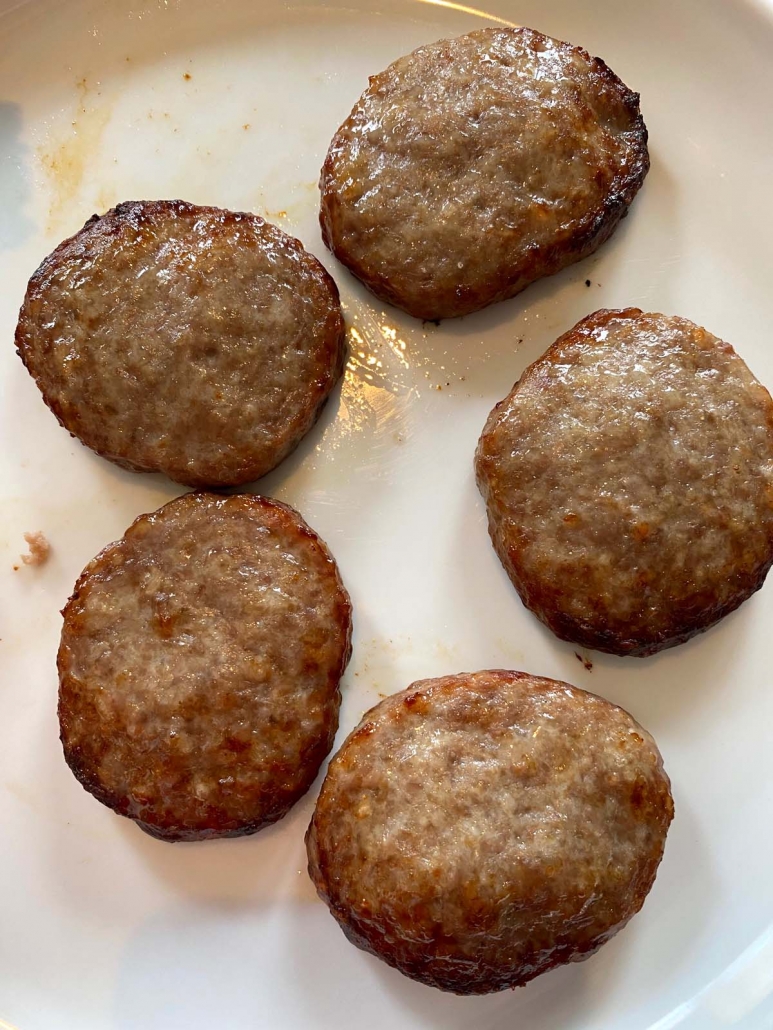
left=58, top=492, right=352, bottom=842
left=16, top=201, right=345, bottom=487
left=307, top=670, right=673, bottom=994
left=320, top=27, right=648, bottom=320
left=476, top=309, right=773, bottom=656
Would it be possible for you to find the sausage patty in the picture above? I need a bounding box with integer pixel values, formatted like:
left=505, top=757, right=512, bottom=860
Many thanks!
left=320, top=27, right=648, bottom=320
left=58, top=492, right=352, bottom=842
left=307, top=670, right=673, bottom=994
left=16, top=201, right=345, bottom=487
left=476, top=309, right=773, bottom=656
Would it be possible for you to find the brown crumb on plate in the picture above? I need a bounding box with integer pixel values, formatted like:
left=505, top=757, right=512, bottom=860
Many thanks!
left=574, top=651, right=593, bottom=671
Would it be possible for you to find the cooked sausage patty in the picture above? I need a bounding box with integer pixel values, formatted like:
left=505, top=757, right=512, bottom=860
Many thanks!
left=307, top=670, right=672, bottom=994
left=58, top=492, right=352, bottom=842
left=320, top=27, right=648, bottom=320
left=476, top=309, right=773, bottom=656
left=16, top=201, right=345, bottom=487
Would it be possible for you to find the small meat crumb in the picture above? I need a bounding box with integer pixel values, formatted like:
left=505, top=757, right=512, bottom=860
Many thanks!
left=183, top=72, right=192, bottom=81
left=574, top=651, right=593, bottom=671
left=21, top=531, right=51, bottom=567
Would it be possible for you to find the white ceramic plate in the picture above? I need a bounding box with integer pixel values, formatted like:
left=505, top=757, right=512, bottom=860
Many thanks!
left=2, top=1, right=773, bottom=1027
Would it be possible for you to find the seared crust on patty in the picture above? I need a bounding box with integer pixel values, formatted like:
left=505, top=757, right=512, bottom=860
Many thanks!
left=307, top=670, right=673, bottom=994
left=16, top=200, right=345, bottom=487
left=476, top=309, right=773, bottom=656
left=58, top=492, right=352, bottom=842
left=320, top=26, right=648, bottom=319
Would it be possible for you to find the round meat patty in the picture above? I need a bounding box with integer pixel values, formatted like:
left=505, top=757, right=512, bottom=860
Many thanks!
left=476, top=309, right=773, bottom=656
left=16, top=200, right=345, bottom=487
left=320, top=26, right=648, bottom=320
left=58, top=492, right=352, bottom=842
left=307, top=670, right=673, bottom=994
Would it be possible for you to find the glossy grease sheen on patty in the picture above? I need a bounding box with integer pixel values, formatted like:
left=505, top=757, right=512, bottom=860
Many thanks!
left=59, top=492, right=352, bottom=842
left=320, top=26, right=648, bottom=319
left=476, top=309, right=773, bottom=655
left=16, top=200, right=345, bottom=487
left=308, top=670, right=673, bottom=994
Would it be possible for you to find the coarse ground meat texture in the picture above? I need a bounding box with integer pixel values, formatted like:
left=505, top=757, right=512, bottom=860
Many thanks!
left=320, top=26, right=648, bottom=319
left=58, top=492, right=352, bottom=842
left=16, top=201, right=345, bottom=487
left=21, top=531, right=50, bottom=566
left=307, top=670, right=673, bottom=994
left=476, top=309, right=773, bottom=656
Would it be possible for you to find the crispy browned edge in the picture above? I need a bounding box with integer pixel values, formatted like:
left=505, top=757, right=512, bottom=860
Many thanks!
left=319, top=27, right=650, bottom=320
left=475, top=308, right=773, bottom=657
left=58, top=492, right=354, bottom=843
left=306, top=670, right=674, bottom=994
left=15, top=200, right=347, bottom=488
